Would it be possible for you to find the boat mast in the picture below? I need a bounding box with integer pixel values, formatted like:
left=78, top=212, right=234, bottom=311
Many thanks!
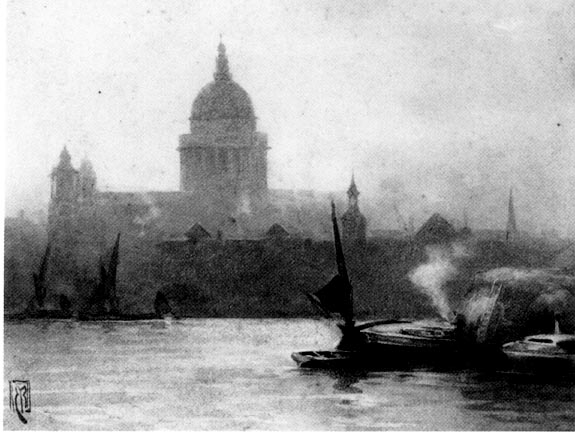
left=107, top=233, right=121, bottom=314
left=331, top=201, right=354, bottom=328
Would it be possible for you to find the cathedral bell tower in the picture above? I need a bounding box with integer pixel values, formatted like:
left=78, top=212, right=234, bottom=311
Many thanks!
left=79, top=158, right=97, bottom=202
left=178, top=41, right=269, bottom=213
left=48, top=147, right=80, bottom=229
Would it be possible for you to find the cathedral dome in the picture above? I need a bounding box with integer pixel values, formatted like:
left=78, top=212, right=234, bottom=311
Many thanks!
left=191, top=42, right=255, bottom=121
left=191, top=80, right=254, bottom=121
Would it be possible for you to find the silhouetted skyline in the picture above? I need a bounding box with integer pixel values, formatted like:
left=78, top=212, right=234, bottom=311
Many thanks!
left=6, top=0, right=575, bottom=236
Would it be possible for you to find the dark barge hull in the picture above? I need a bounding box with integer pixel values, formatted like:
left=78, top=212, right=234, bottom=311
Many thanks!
left=77, top=313, right=159, bottom=321
left=291, top=350, right=365, bottom=369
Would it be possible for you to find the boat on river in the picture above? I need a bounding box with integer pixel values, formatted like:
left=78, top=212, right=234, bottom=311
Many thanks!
left=79, top=234, right=175, bottom=321
left=501, top=332, right=575, bottom=374
left=292, top=202, right=469, bottom=370
left=291, top=350, right=363, bottom=369
left=7, top=244, right=74, bottom=320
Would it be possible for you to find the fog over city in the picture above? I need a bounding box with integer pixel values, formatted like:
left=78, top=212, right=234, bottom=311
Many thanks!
left=6, top=0, right=575, bottom=236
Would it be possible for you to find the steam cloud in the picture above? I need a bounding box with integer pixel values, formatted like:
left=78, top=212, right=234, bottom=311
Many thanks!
left=133, top=193, right=162, bottom=236
left=408, top=243, right=470, bottom=321
left=462, top=268, right=575, bottom=336
left=463, top=292, right=496, bottom=327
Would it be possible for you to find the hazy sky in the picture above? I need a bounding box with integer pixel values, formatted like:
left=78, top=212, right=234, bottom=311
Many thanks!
left=6, top=0, right=575, bottom=235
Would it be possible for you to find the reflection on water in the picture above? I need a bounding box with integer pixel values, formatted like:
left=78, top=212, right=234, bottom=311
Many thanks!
left=4, top=319, right=575, bottom=430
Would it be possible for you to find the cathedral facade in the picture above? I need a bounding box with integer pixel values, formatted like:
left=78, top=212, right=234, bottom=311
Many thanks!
left=47, top=43, right=367, bottom=251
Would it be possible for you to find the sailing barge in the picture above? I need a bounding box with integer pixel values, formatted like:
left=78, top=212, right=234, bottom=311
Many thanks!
left=291, top=202, right=518, bottom=370
left=292, top=202, right=467, bottom=369
left=79, top=234, right=173, bottom=321
left=6, top=233, right=173, bottom=321
left=5, top=244, right=74, bottom=320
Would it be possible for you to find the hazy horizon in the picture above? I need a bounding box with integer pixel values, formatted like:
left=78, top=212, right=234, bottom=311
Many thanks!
left=6, top=0, right=575, bottom=236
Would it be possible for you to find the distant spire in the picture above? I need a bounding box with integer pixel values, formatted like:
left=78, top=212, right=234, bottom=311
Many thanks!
left=214, top=38, right=231, bottom=81
left=53, top=146, right=75, bottom=174
left=506, top=188, right=518, bottom=241
left=347, top=174, right=359, bottom=201
left=59, top=146, right=72, bottom=166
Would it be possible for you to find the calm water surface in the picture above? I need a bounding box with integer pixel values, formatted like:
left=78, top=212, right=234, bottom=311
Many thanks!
left=4, top=319, right=575, bottom=430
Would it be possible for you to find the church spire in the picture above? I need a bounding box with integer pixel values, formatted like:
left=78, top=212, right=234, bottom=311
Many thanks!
left=342, top=174, right=367, bottom=247
left=214, top=37, right=232, bottom=81
left=506, top=188, right=518, bottom=241
left=347, top=174, right=359, bottom=208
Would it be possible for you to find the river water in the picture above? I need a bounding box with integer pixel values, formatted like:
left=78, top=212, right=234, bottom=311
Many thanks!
left=4, top=319, right=574, bottom=430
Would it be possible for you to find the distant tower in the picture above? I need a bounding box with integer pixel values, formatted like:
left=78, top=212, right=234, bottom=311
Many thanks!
left=506, top=188, right=518, bottom=242
left=48, top=147, right=82, bottom=273
left=341, top=175, right=367, bottom=247
left=178, top=41, right=269, bottom=210
left=79, top=158, right=97, bottom=202
left=49, top=147, right=80, bottom=228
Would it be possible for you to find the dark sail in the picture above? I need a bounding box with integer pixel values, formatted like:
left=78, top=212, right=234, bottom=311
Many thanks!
left=107, top=233, right=121, bottom=314
left=32, top=245, right=51, bottom=309
left=98, top=263, right=108, bottom=299
left=306, top=202, right=354, bottom=327
left=332, top=201, right=349, bottom=285
left=90, top=234, right=121, bottom=316
left=306, top=274, right=353, bottom=323
left=331, top=201, right=354, bottom=328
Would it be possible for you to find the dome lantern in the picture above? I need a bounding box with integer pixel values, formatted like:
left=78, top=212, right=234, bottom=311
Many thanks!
left=214, top=41, right=231, bottom=81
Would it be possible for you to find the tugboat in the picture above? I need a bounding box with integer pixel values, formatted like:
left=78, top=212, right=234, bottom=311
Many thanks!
left=291, top=202, right=463, bottom=370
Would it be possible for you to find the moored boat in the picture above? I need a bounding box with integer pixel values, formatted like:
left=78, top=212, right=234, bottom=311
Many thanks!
left=292, top=202, right=466, bottom=370
left=79, top=233, right=122, bottom=320
left=291, top=350, right=363, bottom=369
left=362, top=320, right=459, bottom=358
left=18, top=243, right=74, bottom=320
left=501, top=333, right=575, bottom=374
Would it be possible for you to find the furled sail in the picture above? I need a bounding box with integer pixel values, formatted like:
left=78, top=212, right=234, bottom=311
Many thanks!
left=476, top=282, right=503, bottom=344
left=91, top=234, right=121, bottom=315
left=306, top=202, right=354, bottom=328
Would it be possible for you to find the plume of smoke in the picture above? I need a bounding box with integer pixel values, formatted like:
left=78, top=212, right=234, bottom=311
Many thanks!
left=238, top=193, right=252, bottom=215
left=480, top=267, right=550, bottom=283
left=408, top=245, right=469, bottom=320
left=133, top=193, right=162, bottom=235
left=463, top=291, right=495, bottom=326
left=462, top=269, right=574, bottom=336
